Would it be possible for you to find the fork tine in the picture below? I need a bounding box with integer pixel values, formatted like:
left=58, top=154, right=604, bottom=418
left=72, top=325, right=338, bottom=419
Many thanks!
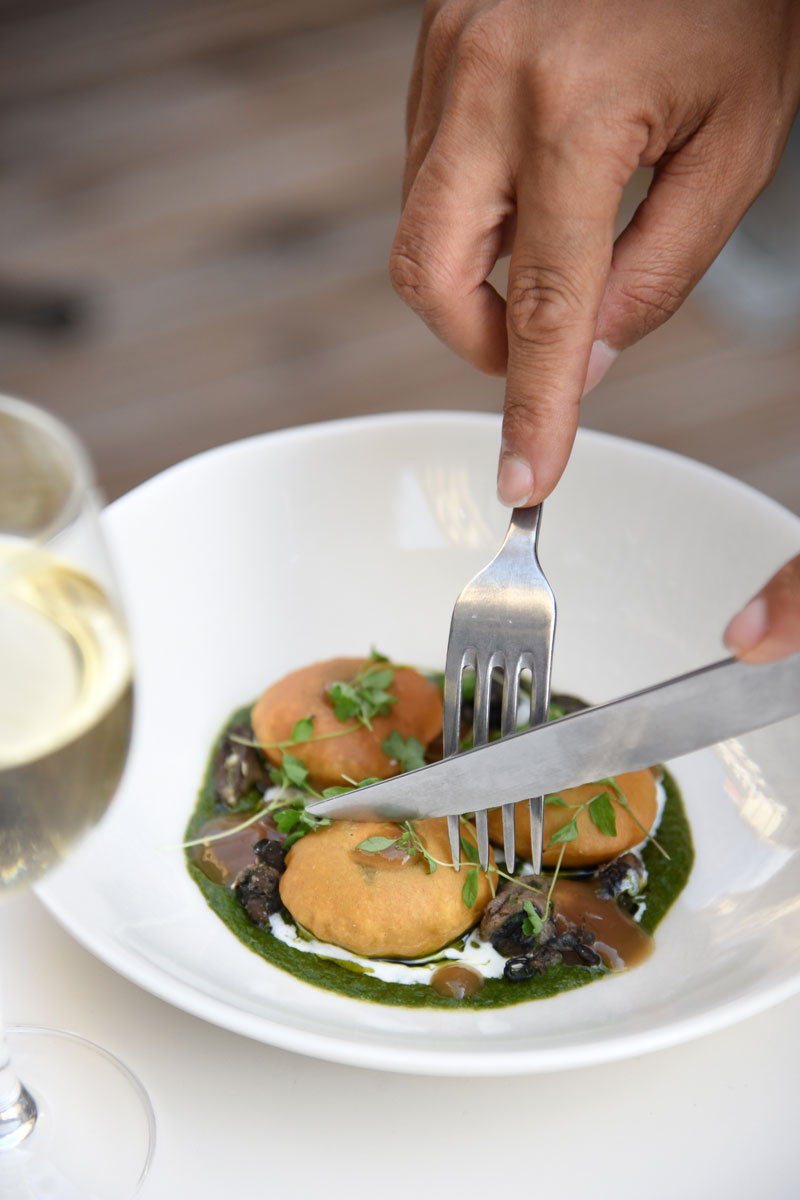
left=472, top=653, right=500, bottom=869
left=527, top=638, right=554, bottom=874
left=443, top=646, right=470, bottom=870
left=499, top=665, right=521, bottom=869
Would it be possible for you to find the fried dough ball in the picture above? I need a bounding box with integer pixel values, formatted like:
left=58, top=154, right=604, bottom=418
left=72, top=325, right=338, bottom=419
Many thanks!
left=251, top=657, right=443, bottom=789
left=487, top=770, right=659, bottom=868
left=279, top=818, right=495, bottom=958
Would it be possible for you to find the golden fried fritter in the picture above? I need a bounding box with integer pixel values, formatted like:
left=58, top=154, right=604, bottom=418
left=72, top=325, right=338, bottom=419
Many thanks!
left=251, top=657, right=443, bottom=789
left=279, top=818, right=494, bottom=958
left=487, top=770, right=659, bottom=868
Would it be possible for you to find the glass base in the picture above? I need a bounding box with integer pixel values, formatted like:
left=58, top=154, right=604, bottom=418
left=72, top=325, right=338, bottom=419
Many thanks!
left=0, top=1027, right=155, bottom=1199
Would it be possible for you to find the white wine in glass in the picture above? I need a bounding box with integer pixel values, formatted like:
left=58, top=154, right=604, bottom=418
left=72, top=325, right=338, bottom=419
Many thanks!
left=0, top=396, right=154, bottom=1197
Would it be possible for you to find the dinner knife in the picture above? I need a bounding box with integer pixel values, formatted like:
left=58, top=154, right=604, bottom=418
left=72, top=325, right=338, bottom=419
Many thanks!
left=306, top=652, right=800, bottom=822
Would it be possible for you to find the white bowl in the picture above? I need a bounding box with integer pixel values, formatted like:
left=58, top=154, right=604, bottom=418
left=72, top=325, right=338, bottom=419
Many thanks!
left=38, top=412, right=800, bottom=1075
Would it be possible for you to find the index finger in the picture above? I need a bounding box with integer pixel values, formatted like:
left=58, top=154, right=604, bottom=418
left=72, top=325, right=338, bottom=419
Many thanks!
left=499, top=141, right=627, bottom=506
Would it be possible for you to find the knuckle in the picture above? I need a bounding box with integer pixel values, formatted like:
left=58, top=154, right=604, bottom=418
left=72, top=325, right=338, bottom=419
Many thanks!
left=388, top=243, right=448, bottom=320
left=506, top=264, right=585, bottom=344
left=614, top=269, right=689, bottom=334
left=454, top=15, right=507, bottom=82
left=426, top=0, right=469, bottom=52
left=502, top=398, right=540, bottom=442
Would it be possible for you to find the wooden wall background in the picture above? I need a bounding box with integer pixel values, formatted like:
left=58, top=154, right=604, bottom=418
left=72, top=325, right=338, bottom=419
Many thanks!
left=0, top=0, right=798, bottom=512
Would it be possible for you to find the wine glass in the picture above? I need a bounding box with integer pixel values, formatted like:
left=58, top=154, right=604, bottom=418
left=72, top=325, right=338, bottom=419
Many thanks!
left=0, top=396, right=154, bottom=1196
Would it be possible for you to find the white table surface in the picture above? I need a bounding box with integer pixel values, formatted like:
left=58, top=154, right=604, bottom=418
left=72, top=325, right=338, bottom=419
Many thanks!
left=1, top=891, right=798, bottom=1199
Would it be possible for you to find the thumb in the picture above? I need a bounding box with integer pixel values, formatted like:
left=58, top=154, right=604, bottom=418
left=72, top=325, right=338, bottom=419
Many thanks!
left=723, top=554, right=800, bottom=664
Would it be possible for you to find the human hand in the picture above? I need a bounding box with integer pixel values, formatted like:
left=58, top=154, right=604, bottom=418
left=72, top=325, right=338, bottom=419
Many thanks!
left=390, top=0, right=800, bottom=506
left=724, top=554, right=800, bottom=663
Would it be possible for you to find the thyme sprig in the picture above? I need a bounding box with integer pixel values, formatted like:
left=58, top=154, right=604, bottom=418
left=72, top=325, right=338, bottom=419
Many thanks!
left=355, top=818, right=563, bottom=912
left=546, top=777, right=669, bottom=859
left=356, top=819, right=495, bottom=909
left=327, top=661, right=397, bottom=730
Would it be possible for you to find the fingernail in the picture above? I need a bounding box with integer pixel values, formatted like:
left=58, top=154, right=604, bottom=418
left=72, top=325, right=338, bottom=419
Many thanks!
left=583, top=339, right=619, bottom=396
left=723, top=595, right=768, bottom=654
left=497, top=453, right=534, bottom=507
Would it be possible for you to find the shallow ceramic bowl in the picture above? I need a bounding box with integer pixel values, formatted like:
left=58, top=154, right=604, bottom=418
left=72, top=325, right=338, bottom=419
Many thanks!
left=38, top=412, right=800, bottom=1075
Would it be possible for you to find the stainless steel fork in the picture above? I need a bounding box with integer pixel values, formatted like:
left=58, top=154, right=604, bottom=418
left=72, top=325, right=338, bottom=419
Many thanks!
left=443, top=504, right=556, bottom=873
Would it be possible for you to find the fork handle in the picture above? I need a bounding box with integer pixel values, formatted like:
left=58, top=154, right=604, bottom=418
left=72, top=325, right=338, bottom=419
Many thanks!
left=506, top=504, right=543, bottom=544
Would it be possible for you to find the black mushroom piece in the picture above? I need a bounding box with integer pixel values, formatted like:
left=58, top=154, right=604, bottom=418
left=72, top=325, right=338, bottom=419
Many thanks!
left=234, top=838, right=286, bottom=928
left=505, top=928, right=601, bottom=980
left=592, top=852, right=646, bottom=911
left=479, top=875, right=556, bottom=957
left=480, top=874, right=604, bottom=980
left=212, top=723, right=270, bottom=808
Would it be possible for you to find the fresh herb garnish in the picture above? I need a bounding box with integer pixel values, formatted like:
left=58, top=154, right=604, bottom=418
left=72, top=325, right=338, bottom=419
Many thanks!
left=588, top=791, right=617, bottom=838
left=320, top=776, right=381, bottom=798
left=461, top=868, right=480, bottom=909
left=269, top=752, right=310, bottom=791
left=382, top=730, right=426, bottom=772
left=290, top=715, right=315, bottom=743
left=273, top=805, right=330, bottom=850
left=356, top=835, right=398, bottom=853
left=545, top=777, right=666, bottom=854
left=602, top=776, right=669, bottom=858
left=327, top=663, right=397, bottom=729
left=548, top=816, right=579, bottom=845
left=522, top=900, right=544, bottom=938
left=354, top=820, right=549, bottom=910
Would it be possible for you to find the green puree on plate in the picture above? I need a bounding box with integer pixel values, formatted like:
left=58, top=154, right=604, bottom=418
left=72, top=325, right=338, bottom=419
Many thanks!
left=185, top=704, right=694, bottom=1009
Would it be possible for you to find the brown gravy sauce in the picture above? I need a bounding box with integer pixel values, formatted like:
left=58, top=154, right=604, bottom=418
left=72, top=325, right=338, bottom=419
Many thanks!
left=430, top=964, right=484, bottom=999
left=191, top=814, right=277, bottom=886
left=551, top=879, right=653, bottom=969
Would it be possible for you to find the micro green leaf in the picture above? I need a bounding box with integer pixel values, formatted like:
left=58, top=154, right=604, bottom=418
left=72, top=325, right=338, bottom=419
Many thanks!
left=522, top=900, right=544, bottom=938
left=589, top=791, right=617, bottom=838
left=360, top=666, right=394, bottom=691
left=601, top=776, right=670, bottom=859
left=545, top=794, right=567, bottom=807
left=382, top=730, right=426, bottom=773
left=461, top=867, right=480, bottom=909
left=328, top=682, right=362, bottom=723
left=356, top=836, right=399, bottom=853
left=459, top=835, right=480, bottom=865
left=276, top=807, right=329, bottom=850
left=290, top=715, right=315, bottom=743
left=369, top=646, right=390, bottom=662
left=328, top=666, right=398, bottom=729
left=280, top=753, right=309, bottom=788
left=321, top=775, right=381, bottom=799
left=548, top=817, right=579, bottom=847
left=548, top=702, right=566, bottom=721
left=273, top=808, right=301, bottom=833
left=420, top=848, right=438, bottom=874
left=396, top=821, right=437, bottom=873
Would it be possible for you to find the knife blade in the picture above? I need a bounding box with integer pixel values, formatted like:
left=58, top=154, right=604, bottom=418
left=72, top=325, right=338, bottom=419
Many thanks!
left=306, top=652, right=800, bottom=822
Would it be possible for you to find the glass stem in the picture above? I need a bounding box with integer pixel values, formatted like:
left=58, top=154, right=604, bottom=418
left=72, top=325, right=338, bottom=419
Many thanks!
left=0, top=992, right=37, bottom=1150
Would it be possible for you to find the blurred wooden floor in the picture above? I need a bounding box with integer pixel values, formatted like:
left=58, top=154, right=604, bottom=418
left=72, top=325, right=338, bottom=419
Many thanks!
left=0, top=0, right=798, bottom=512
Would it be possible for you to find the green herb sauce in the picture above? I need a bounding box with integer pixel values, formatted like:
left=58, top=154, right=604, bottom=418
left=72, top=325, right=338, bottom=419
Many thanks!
left=185, top=706, right=694, bottom=1008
